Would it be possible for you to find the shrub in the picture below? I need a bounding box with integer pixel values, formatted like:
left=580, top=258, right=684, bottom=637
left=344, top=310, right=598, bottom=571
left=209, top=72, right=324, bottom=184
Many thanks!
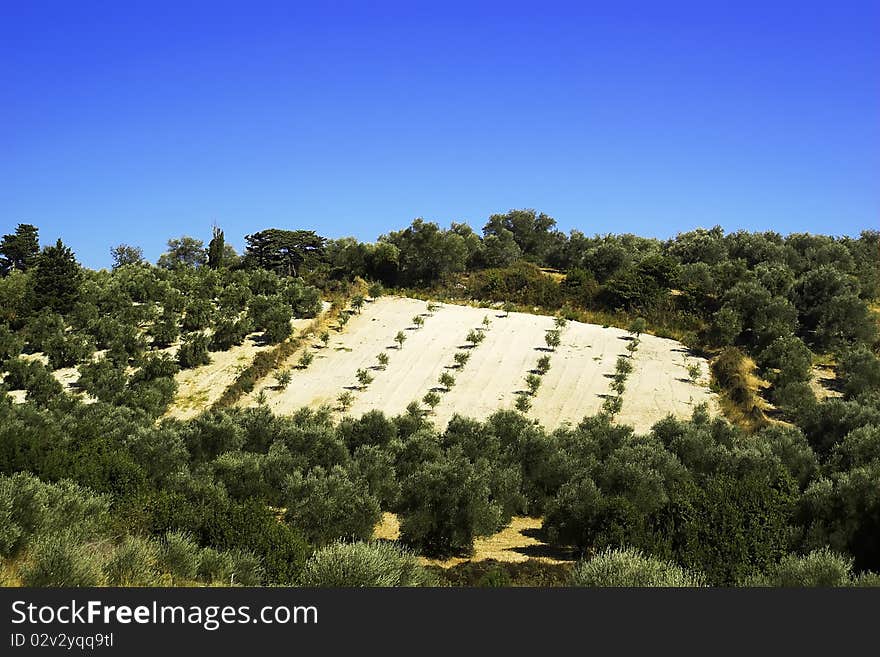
left=744, top=548, right=856, bottom=587
left=210, top=317, right=252, bottom=351
left=24, top=310, right=65, bottom=352
left=20, top=532, right=103, bottom=587
left=43, top=332, right=94, bottom=370
left=628, top=318, right=647, bottom=337
left=262, top=306, right=294, bottom=344
left=837, top=345, right=880, bottom=400
left=0, top=473, right=111, bottom=559
left=601, top=394, right=623, bottom=416
left=319, top=331, right=330, bottom=348
left=300, top=541, right=432, bottom=587
left=157, top=531, right=200, bottom=582
left=0, top=324, right=24, bottom=361
left=412, top=315, right=425, bottom=329
left=535, top=355, right=551, bottom=374
left=439, top=372, right=455, bottom=391
left=275, top=368, right=293, bottom=389
left=2, top=357, right=63, bottom=404
left=515, top=393, right=532, bottom=413
left=570, top=548, right=705, bottom=587
left=545, top=329, right=561, bottom=351
left=229, top=549, right=264, bottom=586
left=198, top=548, right=234, bottom=584
left=298, top=350, right=314, bottom=369
left=453, top=352, right=470, bottom=368
left=423, top=391, right=441, bottom=411
left=337, top=391, right=354, bottom=412
left=103, top=536, right=159, bottom=586
left=177, top=332, right=211, bottom=369
left=394, top=331, right=406, bottom=348
left=757, top=335, right=813, bottom=387
left=181, top=299, right=214, bottom=332
left=356, top=368, right=373, bottom=388
left=525, top=373, right=542, bottom=396
left=283, top=466, right=381, bottom=546
left=377, top=352, right=389, bottom=369
left=150, top=312, right=180, bottom=348
left=398, top=450, right=504, bottom=557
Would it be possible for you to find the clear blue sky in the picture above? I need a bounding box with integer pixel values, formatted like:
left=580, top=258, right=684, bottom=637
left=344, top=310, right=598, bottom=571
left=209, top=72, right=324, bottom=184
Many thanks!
left=2, top=1, right=877, bottom=269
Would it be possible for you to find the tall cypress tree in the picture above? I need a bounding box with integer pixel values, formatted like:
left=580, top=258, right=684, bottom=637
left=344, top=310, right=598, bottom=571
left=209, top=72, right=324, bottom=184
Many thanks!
left=207, top=225, right=225, bottom=269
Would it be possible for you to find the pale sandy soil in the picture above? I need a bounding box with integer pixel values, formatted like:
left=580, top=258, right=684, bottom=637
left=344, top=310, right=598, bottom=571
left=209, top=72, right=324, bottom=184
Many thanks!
left=165, top=333, right=273, bottom=419
left=616, top=334, right=715, bottom=433
left=809, top=365, right=842, bottom=401
left=166, top=312, right=324, bottom=420
left=254, top=296, right=717, bottom=432
left=372, top=512, right=573, bottom=567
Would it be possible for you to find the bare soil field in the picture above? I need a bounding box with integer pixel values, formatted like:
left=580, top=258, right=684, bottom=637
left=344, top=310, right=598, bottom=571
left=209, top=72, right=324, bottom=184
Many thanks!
left=166, top=313, right=323, bottom=419
left=249, top=296, right=717, bottom=432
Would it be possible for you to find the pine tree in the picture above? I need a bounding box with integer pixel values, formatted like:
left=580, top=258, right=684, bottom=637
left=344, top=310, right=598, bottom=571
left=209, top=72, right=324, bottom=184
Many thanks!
left=0, top=223, right=39, bottom=275
left=31, top=239, right=82, bottom=314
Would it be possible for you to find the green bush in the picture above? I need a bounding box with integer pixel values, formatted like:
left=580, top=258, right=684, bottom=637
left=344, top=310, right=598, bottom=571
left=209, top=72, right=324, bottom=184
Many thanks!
left=181, top=299, right=214, bottom=332
left=20, top=531, right=103, bottom=587
left=570, top=548, right=705, bottom=587
left=210, top=317, right=252, bottom=351
left=43, top=331, right=94, bottom=370
left=0, top=324, right=24, bottom=361
left=743, top=548, right=856, bottom=587
left=103, top=536, right=160, bottom=586
left=150, top=312, right=180, bottom=348
left=300, top=541, right=432, bottom=587
left=198, top=547, right=234, bottom=584
left=229, top=549, right=264, bottom=586
left=0, top=473, right=111, bottom=559
left=76, top=357, right=127, bottom=403
left=157, top=530, right=200, bottom=582
left=837, top=345, right=880, bottom=400
left=2, top=357, right=63, bottom=405
left=177, top=332, right=211, bottom=369
left=283, top=466, right=380, bottom=546
left=398, top=449, right=504, bottom=557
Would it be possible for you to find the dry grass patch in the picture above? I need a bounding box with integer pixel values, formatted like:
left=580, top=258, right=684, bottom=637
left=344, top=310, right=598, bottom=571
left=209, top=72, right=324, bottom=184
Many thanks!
left=372, top=513, right=574, bottom=568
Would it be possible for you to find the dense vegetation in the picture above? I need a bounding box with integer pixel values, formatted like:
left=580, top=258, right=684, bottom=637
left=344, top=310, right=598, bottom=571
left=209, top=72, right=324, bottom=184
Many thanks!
left=1, top=213, right=878, bottom=587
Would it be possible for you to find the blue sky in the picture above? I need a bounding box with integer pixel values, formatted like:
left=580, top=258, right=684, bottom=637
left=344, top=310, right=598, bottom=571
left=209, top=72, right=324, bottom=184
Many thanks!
left=1, top=1, right=877, bottom=269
